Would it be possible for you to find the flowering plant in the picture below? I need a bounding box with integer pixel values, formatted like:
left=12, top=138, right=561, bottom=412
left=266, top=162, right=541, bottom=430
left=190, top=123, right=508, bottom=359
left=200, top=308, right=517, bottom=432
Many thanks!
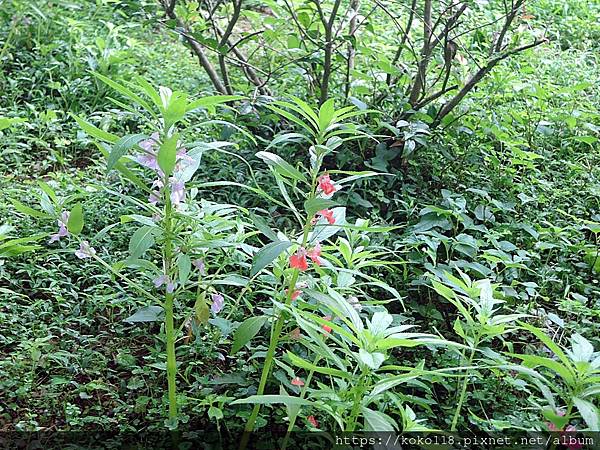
left=19, top=74, right=249, bottom=428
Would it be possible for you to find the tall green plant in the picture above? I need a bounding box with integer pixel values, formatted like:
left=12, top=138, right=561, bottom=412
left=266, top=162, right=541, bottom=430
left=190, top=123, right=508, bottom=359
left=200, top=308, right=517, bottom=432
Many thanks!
left=20, top=74, right=246, bottom=428
left=431, top=270, right=528, bottom=430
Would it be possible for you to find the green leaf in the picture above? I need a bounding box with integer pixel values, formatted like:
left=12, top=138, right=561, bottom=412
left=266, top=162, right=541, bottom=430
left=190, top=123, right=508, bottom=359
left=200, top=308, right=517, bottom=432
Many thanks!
left=93, top=72, right=155, bottom=115
left=230, top=316, right=268, bottom=354
left=0, top=117, right=26, bottom=131
left=362, top=407, right=397, bottom=431
left=519, top=322, right=573, bottom=370
left=11, top=200, right=48, bottom=218
left=96, top=142, right=148, bottom=191
left=67, top=204, right=84, bottom=235
left=157, top=133, right=178, bottom=176
left=318, top=98, right=335, bottom=133
left=256, top=151, right=308, bottom=183
left=573, top=397, right=599, bottom=430
left=287, top=351, right=351, bottom=378
left=178, top=254, right=192, bottom=286
left=230, top=395, right=312, bottom=406
left=358, top=349, right=386, bottom=370
left=107, top=134, right=148, bottom=172
left=163, top=91, right=188, bottom=129
left=249, top=212, right=279, bottom=242
left=72, top=114, right=119, bottom=143
left=250, top=240, right=292, bottom=276
left=195, top=292, right=209, bottom=325
left=128, top=226, right=155, bottom=259
left=304, top=198, right=338, bottom=218
left=124, top=306, right=164, bottom=323
left=510, top=354, right=574, bottom=384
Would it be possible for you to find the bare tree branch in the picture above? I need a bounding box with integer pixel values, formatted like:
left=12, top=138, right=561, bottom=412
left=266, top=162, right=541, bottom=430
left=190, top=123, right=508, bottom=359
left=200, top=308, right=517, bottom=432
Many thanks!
left=434, top=38, right=547, bottom=126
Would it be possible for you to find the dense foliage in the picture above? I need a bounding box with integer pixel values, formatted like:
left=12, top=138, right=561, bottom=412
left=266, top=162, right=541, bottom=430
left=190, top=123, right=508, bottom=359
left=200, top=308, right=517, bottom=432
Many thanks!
left=1, top=0, right=598, bottom=447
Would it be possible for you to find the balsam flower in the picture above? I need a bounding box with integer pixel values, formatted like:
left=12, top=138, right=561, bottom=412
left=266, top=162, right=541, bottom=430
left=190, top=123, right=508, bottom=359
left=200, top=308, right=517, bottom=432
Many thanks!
left=211, top=293, right=224, bottom=314
left=307, top=243, right=322, bottom=266
left=322, top=315, right=333, bottom=333
left=193, top=259, right=206, bottom=275
left=316, top=209, right=335, bottom=225
left=291, top=377, right=304, bottom=386
left=318, top=174, right=337, bottom=196
left=75, top=241, right=96, bottom=259
left=289, top=248, right=309, bottom=271
left=154, top=274, right=176, bottom=293
left=49, top=211, right=70, bottom=243
left=286, top=289, right=301, bottom=301
left=135, top=132, right=161, bottom=171
left=307, top=415, right=319, bottom=428
left=170, top=179, right=186, bottom=205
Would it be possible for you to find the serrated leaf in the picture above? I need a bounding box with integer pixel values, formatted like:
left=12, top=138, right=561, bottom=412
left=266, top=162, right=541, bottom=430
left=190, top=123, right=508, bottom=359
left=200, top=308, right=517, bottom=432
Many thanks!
left=573, top=397, right=599, bottom=430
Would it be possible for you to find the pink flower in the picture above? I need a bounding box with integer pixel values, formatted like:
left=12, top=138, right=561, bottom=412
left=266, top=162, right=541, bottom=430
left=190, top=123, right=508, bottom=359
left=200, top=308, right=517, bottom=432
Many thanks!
left=154, top=274, right=169, bottom=288
left=318, top=174, right=337, bottom=196
left=291, top=377, right=304, bottom=386
left=175, top=147, right=194, bottom=173
left=75, top=241, right=96, bottom=259
left=211, top=293, right=224, bottom=314
left=170, top=179, right=185, bottom=205
left=148, top=192, right=160, bottom=206
left=307, top=244, right=322, bottom=266
left=307, top=415, right=319, bottom=428
left=322, top=315, right=332, bottom=333
left=49, top=211, right=70, bottom=243
left=316, top=209, right=335, bottom=225
left=285, top=289, right=301, bottom=301
left=290, top=248, right=308, bottom=271
left=193, top=259, right=206, bottom=275
left=135, top=132, right=161, bottom=171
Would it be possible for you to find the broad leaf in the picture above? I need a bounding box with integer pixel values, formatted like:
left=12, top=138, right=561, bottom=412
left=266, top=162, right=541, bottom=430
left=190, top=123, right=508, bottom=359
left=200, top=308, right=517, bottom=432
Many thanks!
left=250, top=240, right=292, bottom=276
left=230, top=316, right=268, bottom=354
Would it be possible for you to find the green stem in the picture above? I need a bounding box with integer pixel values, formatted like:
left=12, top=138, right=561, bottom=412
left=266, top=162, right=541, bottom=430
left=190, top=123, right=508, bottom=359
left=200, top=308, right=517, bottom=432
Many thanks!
left=241, top=171, right=319, bottom=449
left=346, top=370, right=368, bottom=432
left=281, top=355, right=321, bottom=450
left=242, top=269, right=300, bottom=437
left=450, top=337, right=479, bottom=431
left=163, top=187, right=178, bottom=424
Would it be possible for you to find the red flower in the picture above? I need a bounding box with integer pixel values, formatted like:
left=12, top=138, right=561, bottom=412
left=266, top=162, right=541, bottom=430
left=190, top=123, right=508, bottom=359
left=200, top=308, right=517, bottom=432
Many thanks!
left=289, top=249, right=308, bottom=271
left=286, top=289, right=302, bottom=300
left=291, top=377, right=305, bottom=386
left=307, top=244, right=322, bottom=266
left=322, top=315, right=332, bottom=333
left=318, top=174, right=336, bottom=196
left=316, top=209, right=335, bottom=224
left=307, top=415, right=319, bottom=428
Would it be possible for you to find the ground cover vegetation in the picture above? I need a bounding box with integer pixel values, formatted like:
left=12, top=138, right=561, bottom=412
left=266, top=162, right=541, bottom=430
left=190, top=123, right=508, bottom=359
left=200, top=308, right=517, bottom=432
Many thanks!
left=0, top=0, right=599, bottom=447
